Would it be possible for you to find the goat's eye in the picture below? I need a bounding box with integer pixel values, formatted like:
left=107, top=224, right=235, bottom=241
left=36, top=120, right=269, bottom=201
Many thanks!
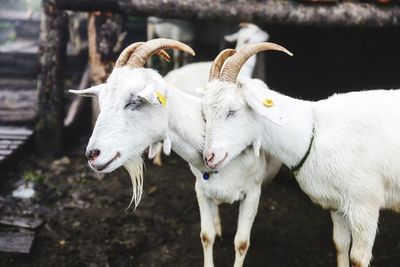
left=125, top=98, right=142, bottom=110
left=226, top=109, right=236, bottom=119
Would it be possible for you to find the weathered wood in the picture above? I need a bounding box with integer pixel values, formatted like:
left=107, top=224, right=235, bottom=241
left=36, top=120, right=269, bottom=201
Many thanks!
left=0, top=127, right=32, bottom=164
left=0, top=232, right=35, bottom=254
left=35, top=1, right=68, bottom=157
left=0, top=144, right=18, bottom=150
left=0, top=140, right=24, bottom=146
left=52, top=0, right=120, bottom=13
left=64, top=65, right=90, bottom=127
left=0, top=216, right=43, bottom=230
left=0, top=127, right=33, bottom=136
left=88, top=12, right=123, bottom=124
left=0, top=150, right=12, bottom=156
left=0, top=135, right=29, bottom=141
left=53, top=0, right=400, bottom=27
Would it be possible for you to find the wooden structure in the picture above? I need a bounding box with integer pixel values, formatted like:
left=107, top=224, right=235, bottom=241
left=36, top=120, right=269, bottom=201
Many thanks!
left=0, top=126, right=33, bottom=164
left=36, top=0, right=400, bottom=156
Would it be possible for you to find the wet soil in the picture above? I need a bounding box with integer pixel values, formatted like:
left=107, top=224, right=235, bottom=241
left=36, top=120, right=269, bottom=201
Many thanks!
left=1, top=139, right=400, bottom=267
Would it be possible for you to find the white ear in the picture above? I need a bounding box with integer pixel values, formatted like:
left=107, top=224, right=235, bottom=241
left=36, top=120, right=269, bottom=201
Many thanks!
left=69, top=84, right=105, bottom=97
left=224, top=32, right=238, bottom=42
left=244, top=85, right=287, bottom=125
left=148, top=142, right=162, bottom=159
left=137, top=81, right=168, bottom=106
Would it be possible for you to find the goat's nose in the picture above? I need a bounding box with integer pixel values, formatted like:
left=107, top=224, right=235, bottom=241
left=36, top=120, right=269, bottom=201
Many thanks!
left=204, top=152, right=215, bottom=164
left=86, top=149, right=100, bottom=161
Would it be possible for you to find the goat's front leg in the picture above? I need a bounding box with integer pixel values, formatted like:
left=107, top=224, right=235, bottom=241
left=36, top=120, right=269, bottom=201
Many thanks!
left=233, top=186, right=261, bottom=267
left=195, top=180, right=216, bottom=267
left=348, top=204, right=380, bottom=267
left=211, top=203, right=222, bottom=238
left=331, top=211, right=351, bottom=267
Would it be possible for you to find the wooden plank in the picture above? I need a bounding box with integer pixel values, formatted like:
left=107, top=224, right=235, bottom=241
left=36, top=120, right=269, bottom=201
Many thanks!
left=0, top=216, right=43, bottom=230
left=54, top=0, right=400, bottom=27
left=0, top=150, right=13, bottom=156
left=0, top=232, right=35, bottom=254
left=0, top=140, right=23, bottom=146
left=0, top=135, right=29, bottom=141
left=0, top=144, right=18, bottom=150
left=0, top=127, right=33, bottom=136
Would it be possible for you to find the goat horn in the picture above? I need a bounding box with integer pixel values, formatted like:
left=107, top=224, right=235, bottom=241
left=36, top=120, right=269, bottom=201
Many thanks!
left=156, top=50, right=171, bottom=62
left=115, top=42, right=144, bottom=67
left=115, top=42, right=171, bottom=67
left=209, top=49, right=236, bottom=82
left=220, top=42, right=293, bottom=83
left=126, top=38, right=195, bottom=68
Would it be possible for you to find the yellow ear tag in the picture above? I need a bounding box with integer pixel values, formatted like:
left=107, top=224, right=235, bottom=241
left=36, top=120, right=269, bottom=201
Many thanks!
left=263, top=98, right=274, bottom=107
left=155, top=91, right=167, bottom=106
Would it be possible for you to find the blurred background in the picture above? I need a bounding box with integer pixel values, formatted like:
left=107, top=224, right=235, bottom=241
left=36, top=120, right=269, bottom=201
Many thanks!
left=0, top=0, right=400, bottom=266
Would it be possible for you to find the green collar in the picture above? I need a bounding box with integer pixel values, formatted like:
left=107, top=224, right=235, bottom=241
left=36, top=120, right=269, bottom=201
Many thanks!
left=291, top=124, right=315, bottom=176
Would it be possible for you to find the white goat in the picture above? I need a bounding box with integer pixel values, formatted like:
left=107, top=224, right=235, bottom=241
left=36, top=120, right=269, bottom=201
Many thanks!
left=150, top=23, right=268, bottom=166
left=147, top=17, right=194, bottom=69
left=164, top=23, right=269, bottom=95
left=70, top=39, right=281, bottom=267
left=202, top=42, right=400, bottom=267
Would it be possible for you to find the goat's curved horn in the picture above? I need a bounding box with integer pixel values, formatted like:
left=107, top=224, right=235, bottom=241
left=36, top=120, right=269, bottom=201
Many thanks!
left=209, top=49, right=236, bottom=82
left=220, top=42, right=293, bottom=83
left=115, top=42, right=144, bottom=67
left=126, top=38, right=195, bottom=68
left=115, top=42, right=171, bottom=67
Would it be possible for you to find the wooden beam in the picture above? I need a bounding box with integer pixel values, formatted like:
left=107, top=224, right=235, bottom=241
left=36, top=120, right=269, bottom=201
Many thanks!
left=0, top=232, right=35, bottom=254
left=35, top=1, right=68, bottom=157
left=53, top=0, right=400, bottom=27
left=0, top=216, right=43, bottom=230
left=52, top=0, right=120, bottom=13
left=88, top=12, right=124, bottom=124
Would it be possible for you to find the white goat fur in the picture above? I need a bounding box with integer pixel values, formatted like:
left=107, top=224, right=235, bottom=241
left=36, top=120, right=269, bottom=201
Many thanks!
left=164, top=23, right=269, bottom=96
left=71, top=66, right=281, bottom=267
left=202, top=76, right=400, bottom=267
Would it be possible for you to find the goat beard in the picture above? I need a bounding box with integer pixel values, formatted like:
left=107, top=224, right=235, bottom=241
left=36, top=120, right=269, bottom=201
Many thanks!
left=124, top=156, right=144, bottom=211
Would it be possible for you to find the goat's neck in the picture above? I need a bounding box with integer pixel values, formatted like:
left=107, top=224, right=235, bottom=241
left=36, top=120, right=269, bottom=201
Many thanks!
left=165, top=87, right=205, bottom=169
left=259, top=91, right=315, bottom=169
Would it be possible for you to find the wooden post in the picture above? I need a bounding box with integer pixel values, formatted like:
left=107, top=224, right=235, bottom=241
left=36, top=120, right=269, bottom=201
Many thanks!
left=35, top=1, right=68, bottom=157
left=252, top=53, right=266, bottom=81
left=88, top=12, right=124, bottom=124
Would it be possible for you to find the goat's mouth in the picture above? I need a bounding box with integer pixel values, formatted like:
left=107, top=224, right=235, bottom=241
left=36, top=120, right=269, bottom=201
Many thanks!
left=90, top=152, right=121, bottom=172
left=208, top=152, right=228, bottom=170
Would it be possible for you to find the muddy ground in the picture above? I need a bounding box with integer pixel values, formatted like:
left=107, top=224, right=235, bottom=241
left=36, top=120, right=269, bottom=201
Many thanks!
left=1, top=138, right=400, bottom=267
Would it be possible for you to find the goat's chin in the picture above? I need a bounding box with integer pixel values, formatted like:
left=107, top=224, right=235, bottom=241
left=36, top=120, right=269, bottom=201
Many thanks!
left=123, top=156, right=144, bottom=211
left=88, top=159, right=122, bottom=173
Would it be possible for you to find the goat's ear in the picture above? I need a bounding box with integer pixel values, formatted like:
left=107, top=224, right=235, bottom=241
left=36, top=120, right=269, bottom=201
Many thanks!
left=137, top=81, right=168, bottom=107
left=224, top=32, right=238, bottom=42
left=69, top=84, right=105, bottom=97
left=244, top=85, right=287, bottom=125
